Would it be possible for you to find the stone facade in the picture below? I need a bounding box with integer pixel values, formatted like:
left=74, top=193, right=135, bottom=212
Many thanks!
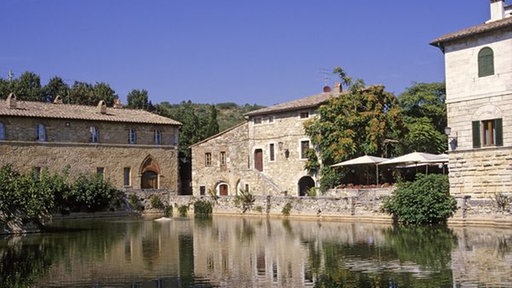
left=191, top=87, right=339, bottom=197
left=0, top=94, right=181, bottom=192
left=432, top=0, right=512, bottom=200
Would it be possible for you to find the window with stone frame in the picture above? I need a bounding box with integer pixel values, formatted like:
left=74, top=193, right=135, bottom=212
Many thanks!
left=205, top=152, right=212, bottom=167
left=269, top=143, right=275, bottom=161
left=90, top=126, right=100, bottom=143
left=36, top=124, right=46, bottom=142
left=299, top=111, right=310, bottom=119
left=97, top=167, right=105, bottom=176
left=472, top=118, right=503, bottom=148
left=154, top=129, right=162, bottom=145
left=123, top=167, right=131, bottom=186
left=128, top=128, right=137, bottom=144
left=220, top=151, right=226, bottom=166
left=478, top=47, right=494, bottom=77
left=254, top=117, right=262, bottom=124
left=200, top=186, right=206, bottom=195
left=0, top=122, right=5, bottom=140
left=32, top=167, right=41, bottom=180
left=300, top=140, right=310, bottom=159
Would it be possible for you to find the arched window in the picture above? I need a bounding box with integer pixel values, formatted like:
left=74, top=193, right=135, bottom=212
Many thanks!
left=478, top=47, right=494, bottom=77
left=0, top=122, right=5, bottom=140
left=90, top=126, right=99, bottom=143
left=36, top=124, right=46, bottom=142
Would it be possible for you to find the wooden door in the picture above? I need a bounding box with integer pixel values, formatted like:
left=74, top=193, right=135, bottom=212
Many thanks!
left=254, top=149, right=263, bottom=171
left=219, top=184, right=228, bottom=196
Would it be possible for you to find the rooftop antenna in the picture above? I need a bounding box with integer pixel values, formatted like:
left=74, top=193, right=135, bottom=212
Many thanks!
left=8, top=70, right=14, bottom=81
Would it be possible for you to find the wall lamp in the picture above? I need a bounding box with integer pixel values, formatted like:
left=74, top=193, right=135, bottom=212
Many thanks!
left=445, top=127, right=458, bottom=150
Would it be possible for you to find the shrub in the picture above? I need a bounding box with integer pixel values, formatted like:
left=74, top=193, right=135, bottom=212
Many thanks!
left=150, top=195, right=165, bottom=209
left=282, top=202, right=292, bottom=216
left=493, top=192, right=510, bottom=212
left=194, top=200, right=213, bottom=218
left=128, top=194, right=143, bottom=211
left=163, top=205, right=173, bottom=217
left=254, top=206, right=263, bottom=213
left=383, top=174, right=456, bottom=225
left=234, top=188, right=255, bottom=213
left=177, top=204, right=189, bottom=217
left=66, top=173, right=120, bottom=212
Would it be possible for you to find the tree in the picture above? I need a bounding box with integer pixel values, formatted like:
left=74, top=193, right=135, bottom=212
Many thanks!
left=43, top=76, right=70, bottom=102
left=205, top=105, right=220, bottom=137
left=126, top=89, right=149, bottom=109
left=93, top=82, right=117, bottom=106
left=304, top=69, right=404, bottom=191
left=68, top=81, right=117, bottom=106
left=12, top=71, right=43, bottom=101
left=398, top=82, right=447, bottom=153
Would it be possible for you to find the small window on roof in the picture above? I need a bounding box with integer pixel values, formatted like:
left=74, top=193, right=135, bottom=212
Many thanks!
left=299, top=111, right=309, bottom=119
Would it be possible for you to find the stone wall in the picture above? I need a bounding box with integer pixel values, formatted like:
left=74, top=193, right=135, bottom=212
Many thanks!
left=169, top=187, right=394, bottom=221
left=0, top=142, right=179, bottom=191
left=448, top=147, right=512, bottom=199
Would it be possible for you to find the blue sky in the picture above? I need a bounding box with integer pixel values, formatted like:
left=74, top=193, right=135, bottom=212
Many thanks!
left=1, top=1, right=490, bottom=106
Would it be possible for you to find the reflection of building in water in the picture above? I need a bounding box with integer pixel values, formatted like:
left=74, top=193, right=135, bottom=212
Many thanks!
left=192, top=217, right=392, bottom=287
left=451, top=227, right=512, bottom=286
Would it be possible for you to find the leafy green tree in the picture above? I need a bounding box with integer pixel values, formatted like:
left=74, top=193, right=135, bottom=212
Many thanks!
left=43, top=76, right=70, bottom=102
left=0, top=165, right=55, bottom=228
left=398, top=82, right=447, bottom=153
left=92, top=82, right=117, bottom=106
left=383, top=174, right=457, bottom=225
left=0, top=78, right=13, bottom=97
left=398, top=82, right=446, bottom=131
left=205, top=105, right=220, bottom=137
left=65, top=173, right=120, bottom=212
left=126, top=89, right=149, bottom=109
left=68, top=81, right=117, bottom=106
left=12, top=71, right=43, bottom=101
left=305, top=70, right=403, bottom=190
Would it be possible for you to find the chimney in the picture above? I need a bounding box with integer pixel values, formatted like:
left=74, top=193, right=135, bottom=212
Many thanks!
left=6, top=93, right=17, bottom=109
left=113, top=98, right=123, bottom=108
left=97, top=100, right=107, bottom=114
left=53, top=95, right=63, bottom=104
left=323, top=85, right=331, bottom=93
left=489, top=0, right=505, bottom=22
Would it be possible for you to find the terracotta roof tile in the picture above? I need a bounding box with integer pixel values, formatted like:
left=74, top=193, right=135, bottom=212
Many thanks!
left=0, top=100, right=181, bottom=126
left=431, top=16, right=512, bottom=47
left=244, top=91, right=339, bottom=117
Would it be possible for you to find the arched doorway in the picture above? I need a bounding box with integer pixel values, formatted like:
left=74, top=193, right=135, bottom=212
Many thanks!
left=140, top=155, right=160, bottom=189
left=298, top=176, right=315, bottom=196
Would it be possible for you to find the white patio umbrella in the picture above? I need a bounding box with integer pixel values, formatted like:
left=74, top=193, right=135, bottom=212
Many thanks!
left=378, top=152, right=448, bottom=174
left=331, top=155, right=388, bottom=184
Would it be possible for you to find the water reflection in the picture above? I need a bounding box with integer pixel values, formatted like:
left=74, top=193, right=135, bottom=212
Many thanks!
left=0, top=217, right=511, bottom=287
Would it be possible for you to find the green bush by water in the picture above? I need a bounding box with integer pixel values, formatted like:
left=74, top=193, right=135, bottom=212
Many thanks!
left=383, top=174, right=456, bottom=225
left=194, top=200, right=213, bottom=218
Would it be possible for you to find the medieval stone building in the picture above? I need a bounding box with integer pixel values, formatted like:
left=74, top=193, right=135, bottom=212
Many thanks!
left=431, top=0, right=512, bottom=199
left=0, top=93, right=181, bottom=192
left=191, top=86, right=340, bottom=197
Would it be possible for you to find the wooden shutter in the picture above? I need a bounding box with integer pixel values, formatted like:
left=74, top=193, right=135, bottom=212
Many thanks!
left=472, top=121, right=481, bottom=148
left=495, top=118, right=503, bottom=146
left=478, top=47, right=494, bottom=77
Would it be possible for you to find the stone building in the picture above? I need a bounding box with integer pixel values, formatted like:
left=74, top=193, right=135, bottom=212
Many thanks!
left=0, top=93, right=181, bottom=192
left=431, top=0, right=512, bottom=199
left=191, top=86, right=340, bottom=197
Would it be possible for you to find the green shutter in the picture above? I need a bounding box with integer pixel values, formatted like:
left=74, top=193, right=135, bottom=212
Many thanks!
left=495, top=118, right=503, bottom=146
left=478, top=47, right=494, bottom=77
left=472, top=121, right=481, bottom=148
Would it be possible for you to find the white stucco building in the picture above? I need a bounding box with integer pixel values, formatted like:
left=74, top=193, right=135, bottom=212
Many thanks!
left=431, top=0, right=512, bottom=199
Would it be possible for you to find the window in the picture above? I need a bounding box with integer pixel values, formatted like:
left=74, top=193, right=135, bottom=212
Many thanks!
left=478, top=47, right=494, bottom=77
left=123, top=167, right=131, bottom=186
left=268, top=116, right=274, bottom=123
left=33, top=167, right=41, bottom=180
left=299, top=111, right=309, bottom=119
left=90, top=126, right=99, bottom=143
left=220, top=151, right=226, bottom=166
left=170, top=131, right=178, bottom=146
left=205, top=152, right=212, bottom=166
left=269, top=143, right=275, bottom=161
left=200, top=186, right=206, bottom=195
left=0, top=122, right=5, bottom=140
left=154, top=129, right=161, bottom=145
left=128, top=128, right=137, bottom=144
left=472, top=119, right=503, bottom=148
left=300, top=140, right=310, bottom=159
left=254, top=117, right=262, bottom=124
left=97, top=167, right=104, bottom=176
left=36, top=124, right=46, bottom=141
